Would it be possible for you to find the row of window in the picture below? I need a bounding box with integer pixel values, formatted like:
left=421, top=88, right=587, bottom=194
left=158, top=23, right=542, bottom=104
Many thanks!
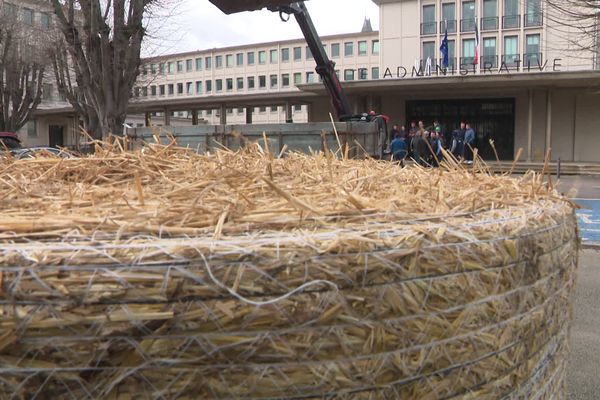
left=3, top=3, right=51, bottom=29
left=142, top=40, right=380, bottom=76
left=152, top=106, right=307, bottom=119
left=422, top=33, right=540, bottom=66
left=135, top=68, right=381, bottom=97
left=421, top=0, right=541, bottom=34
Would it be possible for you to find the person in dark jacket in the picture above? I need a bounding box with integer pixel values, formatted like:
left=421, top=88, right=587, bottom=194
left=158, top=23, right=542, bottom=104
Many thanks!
left=464, top=123, right=476, bottom=163
left=390, top=134, right=408, bottom=167
left=451, top=122, right=466, bottom=159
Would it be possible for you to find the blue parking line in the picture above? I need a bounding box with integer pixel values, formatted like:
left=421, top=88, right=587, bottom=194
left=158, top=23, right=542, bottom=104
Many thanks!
left=574, top=199, right=600, bottom=243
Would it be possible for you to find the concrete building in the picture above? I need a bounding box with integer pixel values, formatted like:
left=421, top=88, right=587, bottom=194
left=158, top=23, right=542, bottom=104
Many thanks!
left=25, top=0, right=600, bottom=162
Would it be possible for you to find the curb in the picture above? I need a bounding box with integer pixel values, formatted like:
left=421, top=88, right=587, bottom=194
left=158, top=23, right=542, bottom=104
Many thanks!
left=581, top=242, right=600, bottom=250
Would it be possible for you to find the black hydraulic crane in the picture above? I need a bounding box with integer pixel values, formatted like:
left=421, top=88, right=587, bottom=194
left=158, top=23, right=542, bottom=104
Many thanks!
left=208, top=0, right=389, bottom=150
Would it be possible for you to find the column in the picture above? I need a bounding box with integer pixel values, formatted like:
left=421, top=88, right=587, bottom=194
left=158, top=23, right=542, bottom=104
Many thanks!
left=164, top=109, right=171, bottom=126
left=285, top=101, right=293, bottom=123
left=144, top=112, right=151, bottom=127
left=191, top=109, right=199, bottom=126
left=527, top=90, right=533, bottom=162
left=220, top=104, right=227, bottom=125
left=246, top=107, right=253, bottom=124
left=545, top=90, right=552, bottom=157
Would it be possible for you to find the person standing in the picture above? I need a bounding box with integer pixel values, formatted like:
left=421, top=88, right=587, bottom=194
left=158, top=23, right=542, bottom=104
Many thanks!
left=430, top=131, right=443, bottom=167
left=451, top=122, right=466, bottom=160
left=408, top=121, right=418, bottom=158
left=390, top=133, right=408, bottom=167
left=391, top=124, right=401, bottom=139
left=464, top=123, right=476, bottom=163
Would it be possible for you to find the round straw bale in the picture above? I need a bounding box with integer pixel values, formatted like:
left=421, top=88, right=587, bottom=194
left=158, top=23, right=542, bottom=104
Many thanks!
left=0, top=143, right=578, bottom=399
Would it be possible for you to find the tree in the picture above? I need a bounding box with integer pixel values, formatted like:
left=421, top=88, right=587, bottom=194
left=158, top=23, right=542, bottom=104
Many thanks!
left=0, top=10, right=52, bottom=132
left=51, top=0, right=157, bottom=139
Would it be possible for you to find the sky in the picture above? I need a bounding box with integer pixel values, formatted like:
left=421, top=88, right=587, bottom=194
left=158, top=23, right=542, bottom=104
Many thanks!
left=149, top=0, right=380, bottom=56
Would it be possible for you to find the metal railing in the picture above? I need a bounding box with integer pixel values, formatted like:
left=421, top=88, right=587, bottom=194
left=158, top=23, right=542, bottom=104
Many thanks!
left=421, top=21, right=437, bottom=35
left=501, top=54, right=521, bottom=67
left=460, top=56, right=476, bottom=69
left=524, top=13, right=543, bottom=27
left=502, top=14, right=521, bottom=29
left=438, top=57, right=457, bottom=69
left=481, top=16, right=499, bottom=30
left=461, top=18, right=477, bottom=32
left=524, top=52, right=543, bottom=66
left=439, top=20, right=457, bottom=33
left=480, top=55, right=498, bottom=68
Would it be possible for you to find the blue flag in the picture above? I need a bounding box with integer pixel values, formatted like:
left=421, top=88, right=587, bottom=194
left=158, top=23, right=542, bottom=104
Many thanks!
left=439, top=20, right=449, bottom=67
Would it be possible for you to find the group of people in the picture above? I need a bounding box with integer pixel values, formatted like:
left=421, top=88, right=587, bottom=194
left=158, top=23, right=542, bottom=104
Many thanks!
left=389, top=120, right=476, bottom=167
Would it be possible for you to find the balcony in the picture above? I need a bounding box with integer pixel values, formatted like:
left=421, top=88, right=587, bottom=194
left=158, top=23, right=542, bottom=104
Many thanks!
left=501, top=54, right=521, bottom=68
left=480, top=55, right=498, bottom=68
left=461, top=18, right=476, bottom=32
left=439, top=19, right=457, bottom=33
left=524, top=13, right=543, bottom=27
left=502, top=14, right=521, bottom=29
left=524, top=52, right=543, bottom=66
left=421, top=21, right=437, bottom=35
left=460, top=56, right=476, bottom=69
left=481, top=16, right=499, bottom=31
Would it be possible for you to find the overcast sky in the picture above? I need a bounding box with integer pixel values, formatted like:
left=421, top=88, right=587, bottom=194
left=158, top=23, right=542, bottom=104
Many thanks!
left=149, top=0, right=380, bottom=55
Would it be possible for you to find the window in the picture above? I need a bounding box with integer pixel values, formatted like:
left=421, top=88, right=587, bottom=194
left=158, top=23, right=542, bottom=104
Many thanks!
left=195, top=57, right=203, bottom=70
left=306, top=46, right=313, bottom=59
left=226, top=54, right=234, bottom=67
left=281, top=73, right=290, bottom=87
left=237, top=108, right=244, bottom=114
left=448, top=40, right=456, bottom=67
left=482, top=37, right=497, bottom=67
left=227, top=108, right=233, bottom=114
left=205, top=57, right=212, bottom=69
left=159, top=85, right=165, bottom=95
left=142, top=87, right=148, bottom=97
left=462, top=38, right=475, bottom=65
left=344, top=42, right=354, bottom=56
left=186, top=82, right=193, bottom=94
left=247, top=52, right=255, bottom=65
left=216, top=55, right=223, bottom=68
left=270, top=74, right=278, bottom=88
left=259, top=51, right=267, bottom=64
left=151, top=85, right=157, bottom=96
left=151, top=64, right=157, bottom=74
left=216, top=79, right=223, bottom=91
left=248, top=76, right=255, bottom=89
left=294, top=105, right=303, bottom=112
left=331, top=43, right=340, bottom=58
left=344, top=69, right=355, bottom=81
left=271, top=106, right=278, bottom=113
left=306, top=72, right=315, bottom=83
left=177, top=60, right=184, bottom=72
left=226, top=78, right=233, bottom=91
left=461, top=1, right=476, bottom=31
left=422, top=5, right=436, bottom=34
left=27, top=120, right=37, bottom=138
left=186, top=59, right=193, bottom=71
left=525, top=0, right=542, bottom=26
left=177, top=83, right=183, bottom=94
left=525, top=34, right=541, bottom=64
left=236, top=53, right=244, bottom=66
left=372, top=67, right=380, bottom=79
left=168, top=62, right=175, bottom=74
left=294, top=72, right=302, bottom=85
left=168, top=84, right=174, bottom=95
left=40, top=12, right=50, bottom=29
left=503, top=35, right=519, bottom=65
left=358, top=41, right=368, bottom=56
left=23, top=8, right=34, bottom=25
left=422, top=41, right=436, bottom=61
left=372, top=40, right=380, bottom=55
left=196, top=81, right=203, bottom=93
left=3, top=3, right=16, bottom=18
left=482, top=0, right=498, bottom=30
left=442, top=3, right=456, bottom=32
left=43, top=84, right=53, bottom=101
left=237, top=77, right=244, bottom=90
left=281, top=48, right=290, bottom=62
left=270, top=49, right=278, bottom=63
left=503, top=0, right=520, bottom=28
left=358, top=68, right=368, bottom=80
left=259, top=75, right=266, bottom=88
left=293, top=47, right=302, bottom=60
left=259, top=106, right=267, bottom=113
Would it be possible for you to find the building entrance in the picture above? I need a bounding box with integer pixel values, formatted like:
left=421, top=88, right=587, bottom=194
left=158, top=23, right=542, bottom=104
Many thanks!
left=406, top=98, right=515, bottom=160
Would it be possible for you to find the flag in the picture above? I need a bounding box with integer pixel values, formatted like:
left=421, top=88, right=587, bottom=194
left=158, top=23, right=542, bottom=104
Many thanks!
left=473, top=16, right=480, bottom=65
left=439, top=19, right=449, bottom=67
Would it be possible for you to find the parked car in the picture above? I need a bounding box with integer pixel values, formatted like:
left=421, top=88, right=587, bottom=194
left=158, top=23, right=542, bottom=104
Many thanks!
left=0, top=132, right=23, bottom=150
left=12, top=147, right=74, bottom=159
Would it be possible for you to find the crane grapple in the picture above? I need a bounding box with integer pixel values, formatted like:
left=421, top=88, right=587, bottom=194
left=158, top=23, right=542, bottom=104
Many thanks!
left=208, top=0, right=297, bottom=14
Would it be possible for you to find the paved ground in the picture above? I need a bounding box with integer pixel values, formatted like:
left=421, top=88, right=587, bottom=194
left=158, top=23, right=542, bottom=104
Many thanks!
left=555, top=176, right=600, bottom=243
left=568, top=250, right=600, bottom=399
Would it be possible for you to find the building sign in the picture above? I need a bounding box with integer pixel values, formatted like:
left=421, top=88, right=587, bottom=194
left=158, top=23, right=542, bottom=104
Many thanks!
left=383, top=58, right=562, bottom=79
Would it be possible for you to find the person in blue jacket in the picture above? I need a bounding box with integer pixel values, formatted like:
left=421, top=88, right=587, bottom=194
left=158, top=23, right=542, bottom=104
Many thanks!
left=390, top=133, right=408, bottom=167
